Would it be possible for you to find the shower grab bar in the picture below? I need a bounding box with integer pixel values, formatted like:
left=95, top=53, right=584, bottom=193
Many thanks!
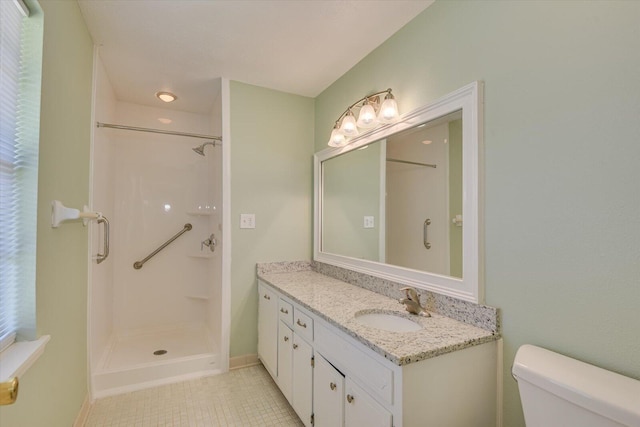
left=96, top=217, right=110, bottom=264
left=423, top=218, right=431, bottom=250
left=134, top=223, right=192, bottom=270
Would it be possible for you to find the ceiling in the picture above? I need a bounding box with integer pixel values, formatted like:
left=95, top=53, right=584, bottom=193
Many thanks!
left=78, top=0, right=433, bottom=114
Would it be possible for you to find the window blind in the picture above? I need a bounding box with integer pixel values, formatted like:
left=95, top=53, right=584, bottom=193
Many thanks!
left=0, top=0, right=41, bottom=351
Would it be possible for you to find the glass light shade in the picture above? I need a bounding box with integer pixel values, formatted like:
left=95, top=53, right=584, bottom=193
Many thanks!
left=377, top=95, right=399, bottom=124
left=156, top=91, right=177, bottom=103
left=356, top=103, right=377, bottom=129
left=328, top=128, right=346, bottom=147
left=339, top=111, right=359, bottom=136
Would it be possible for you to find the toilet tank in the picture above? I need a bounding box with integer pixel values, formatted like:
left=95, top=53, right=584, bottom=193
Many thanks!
left=512, top=345, right=640, bottom=427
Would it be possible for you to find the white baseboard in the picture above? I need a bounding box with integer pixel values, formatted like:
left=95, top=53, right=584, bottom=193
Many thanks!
left=229, top=353, right=260, bottom=370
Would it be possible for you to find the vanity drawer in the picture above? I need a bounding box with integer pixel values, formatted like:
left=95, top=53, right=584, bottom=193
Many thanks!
left=293, top=308, right=313, bottom=342
left=279, top=299, right=293, bottom=326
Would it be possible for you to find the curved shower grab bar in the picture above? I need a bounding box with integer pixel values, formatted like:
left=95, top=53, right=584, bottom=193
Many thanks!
left=133, top=223, right=192, bottom=270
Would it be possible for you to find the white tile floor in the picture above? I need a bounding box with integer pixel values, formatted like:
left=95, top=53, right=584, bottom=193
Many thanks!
left=85, top=364, right=304, bottom=427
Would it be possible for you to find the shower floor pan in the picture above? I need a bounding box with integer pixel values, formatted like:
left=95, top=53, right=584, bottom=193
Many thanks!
left=92, top=323, right=220, bottom=398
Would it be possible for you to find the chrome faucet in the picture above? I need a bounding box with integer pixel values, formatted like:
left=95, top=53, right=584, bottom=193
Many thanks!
left=399, top=287, right=431, bottom=317
left=201, top=233, right=217, bottom=252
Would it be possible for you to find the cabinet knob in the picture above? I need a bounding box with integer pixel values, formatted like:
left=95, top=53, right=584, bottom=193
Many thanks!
left=293, top=343, right=298, bottom=349
left=346, top=394, right=354, bottom=404
left=330, top=382, right=336, bottom=391
left=263, top=294, right=270, bottom=300
left=284, top=336, right=289, bottom=342
left=296, top=319, right=307, bottom=328
left=280, top=308, right=288, bottom=314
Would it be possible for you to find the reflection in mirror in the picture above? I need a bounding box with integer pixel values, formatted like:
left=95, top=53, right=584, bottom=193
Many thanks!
left=315, top=81, right=482, bottom=302
left=322, top=143, right=384, bottom=261
left=386, top=111, right=462, bottom=277
left=321, top=111, right=462, bottom=278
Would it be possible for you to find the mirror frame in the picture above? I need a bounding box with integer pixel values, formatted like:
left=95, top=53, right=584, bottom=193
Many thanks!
left=314, top=81, right=484, bottom=303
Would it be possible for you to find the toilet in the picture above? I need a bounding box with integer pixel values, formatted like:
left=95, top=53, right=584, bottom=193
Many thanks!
left=512, top=344, right=640, bottom=427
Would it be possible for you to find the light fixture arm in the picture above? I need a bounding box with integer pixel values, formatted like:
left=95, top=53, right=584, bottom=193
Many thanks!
left=332, top=88, right=392, bottom=126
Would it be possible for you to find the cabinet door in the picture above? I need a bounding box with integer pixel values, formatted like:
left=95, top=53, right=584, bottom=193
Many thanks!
left=292, top=334, right=313, bottom=427
left=345, top=378, right=392, bottom=427
left=257, top=283, right=278, bottom=378
left=313, top=354, right=345, bottom=427
left=277, top=321, right=293, bottom=404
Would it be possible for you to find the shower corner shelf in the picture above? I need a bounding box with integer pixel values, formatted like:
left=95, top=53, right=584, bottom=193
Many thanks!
left=186, top=294, right=210, bottom=300
left=188, top=252, right=215, bottom=259
left=187, top=209, right=215, bottom=216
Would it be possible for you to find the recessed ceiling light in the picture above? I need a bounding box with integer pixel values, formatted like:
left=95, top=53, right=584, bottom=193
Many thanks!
left=157, top=118, right=172, bottom=124
left=422, top=140, right=432, bottom=145
left=156, top=91, right=177, bottom=103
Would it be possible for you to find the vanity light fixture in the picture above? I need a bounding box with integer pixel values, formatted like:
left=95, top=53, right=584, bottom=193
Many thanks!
left=377, top=91, right=399, bottom=123
left=327, top=88, right=399, bottom=147
left=328, top=123, right=347, bottom=147
left=356, top=99, right=377, bottom=129
left=155, top=91, right=177, bottom=103
left=339, top=109, right=359, bottom=137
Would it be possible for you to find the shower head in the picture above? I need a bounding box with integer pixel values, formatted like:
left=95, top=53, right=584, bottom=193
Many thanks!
left=192, top=141, right=218, bottom=156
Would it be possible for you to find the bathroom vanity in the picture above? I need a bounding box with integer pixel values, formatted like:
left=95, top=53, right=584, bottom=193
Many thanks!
left=257, top=265, right=499, bottom=427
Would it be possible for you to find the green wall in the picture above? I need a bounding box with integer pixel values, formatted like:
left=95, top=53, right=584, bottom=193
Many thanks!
left=314, top=1, right=640, bottom=426
left=229, top=82, right=314, bottom=356
left=0, top=1, right=94, bottom=426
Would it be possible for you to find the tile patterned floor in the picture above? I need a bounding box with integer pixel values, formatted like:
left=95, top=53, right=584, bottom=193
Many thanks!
left=85, top=364, right=304, bottom=426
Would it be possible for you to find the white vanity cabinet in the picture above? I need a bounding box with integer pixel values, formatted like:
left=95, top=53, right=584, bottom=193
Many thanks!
left=277, top=298, right=294, bottom=402
left=344, top=377, right=392, bottom=427
left=277, top=320, right=293, bottom=402
left=313, top=351, right=392, bottom=427
left=313, top=354, right=344, bottom=427
left=257, top=282, right=278, bottom=378
left=258, top=279, right=498, bottom=427
left=273, top=295, right=314, bottom=427
left=291, top=332, right=313, bottom=426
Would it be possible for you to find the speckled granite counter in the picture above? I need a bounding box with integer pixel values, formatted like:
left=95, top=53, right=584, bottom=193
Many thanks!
left=258, top=267, right=499, bottom=366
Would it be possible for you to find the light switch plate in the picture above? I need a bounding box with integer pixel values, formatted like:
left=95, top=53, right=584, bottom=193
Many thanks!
left=364, top=216, right=374, bottom=228
left=240, top=213, right=255, bottom=229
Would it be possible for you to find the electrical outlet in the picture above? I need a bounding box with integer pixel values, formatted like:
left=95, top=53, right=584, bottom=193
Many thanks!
left=240, top=213, right=255, bottom=229
left=363, top=216, right=374, bottom=228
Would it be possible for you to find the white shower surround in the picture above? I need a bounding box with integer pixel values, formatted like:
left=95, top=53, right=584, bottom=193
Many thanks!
left=88, top=53, right=228, bottom=398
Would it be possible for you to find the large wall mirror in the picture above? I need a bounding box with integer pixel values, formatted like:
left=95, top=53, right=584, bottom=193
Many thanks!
left=314, top=82, right=483, bottom=303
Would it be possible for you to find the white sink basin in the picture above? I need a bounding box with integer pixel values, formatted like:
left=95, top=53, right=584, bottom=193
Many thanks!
left=354, top=311, right=422, bottom=332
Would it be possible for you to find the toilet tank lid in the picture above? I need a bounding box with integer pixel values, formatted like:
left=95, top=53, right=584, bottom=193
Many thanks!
left=513, top=345, right=640, bottom=426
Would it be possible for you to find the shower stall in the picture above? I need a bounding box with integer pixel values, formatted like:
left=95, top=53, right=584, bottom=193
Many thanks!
left=88, top=55, right=228, bottom=398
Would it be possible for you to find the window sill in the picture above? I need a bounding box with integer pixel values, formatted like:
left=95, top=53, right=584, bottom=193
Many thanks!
left=0, top=335, right=50, bottom=381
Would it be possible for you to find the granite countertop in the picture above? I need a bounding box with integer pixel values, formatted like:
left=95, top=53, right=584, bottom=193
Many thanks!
left=258, top=269, right=499, bottom=366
